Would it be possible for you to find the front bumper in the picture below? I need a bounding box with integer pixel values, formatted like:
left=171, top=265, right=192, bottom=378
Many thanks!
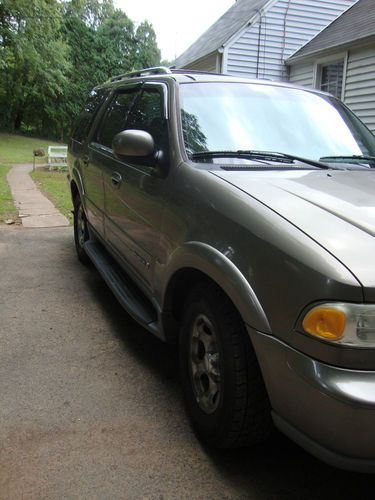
left=249, top=329, right=375, bottom=473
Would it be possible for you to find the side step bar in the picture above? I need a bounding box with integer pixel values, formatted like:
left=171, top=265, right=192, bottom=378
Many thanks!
left=84, top=240, right=160, bottom=336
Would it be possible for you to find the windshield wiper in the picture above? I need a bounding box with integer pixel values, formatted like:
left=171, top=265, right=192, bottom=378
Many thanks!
left=319, top=155, right=375, bottom=166
left=191, top=150, right=331, bottom=169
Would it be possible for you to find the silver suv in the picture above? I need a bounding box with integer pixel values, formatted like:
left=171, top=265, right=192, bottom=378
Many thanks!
left=68, top=67, right=375, bottom=472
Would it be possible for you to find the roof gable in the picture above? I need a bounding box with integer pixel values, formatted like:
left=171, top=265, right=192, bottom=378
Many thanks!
left=173, top=0, right=271, bottom=68
left=288, top=0, right=372, bottom=61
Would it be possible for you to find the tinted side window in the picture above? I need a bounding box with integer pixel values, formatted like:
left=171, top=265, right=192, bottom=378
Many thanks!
left=126, top=88, right=165, bottom=148
left=72, top=88, right=109, bottom=143
left=95, top=89, right=139, bottom=148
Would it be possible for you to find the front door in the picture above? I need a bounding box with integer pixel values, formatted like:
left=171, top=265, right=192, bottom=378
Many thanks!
left=92, top=83, right=170, bottom=291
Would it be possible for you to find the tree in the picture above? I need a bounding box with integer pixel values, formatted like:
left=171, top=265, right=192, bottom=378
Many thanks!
left=0, top=0, right=162, bottom=139
left=64, top=0, right=114, bottom=28
left=61, top=3, right=162, bottom=136
left=181, top=110, right=208, bottom=154
left=96, top=9, right=137, bottom=76
left=0, top=0, right=71, bottom=136
left=134, top=21, right=161, bottom=69
left=61, top=5, right=107, bottom=126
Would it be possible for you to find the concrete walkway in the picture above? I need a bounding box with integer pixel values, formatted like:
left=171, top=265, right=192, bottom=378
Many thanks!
left=7, top=164, right=69, bottom=228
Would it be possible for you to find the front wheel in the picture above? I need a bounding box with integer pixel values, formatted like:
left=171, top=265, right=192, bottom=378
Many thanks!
left=179, top=281, right=271, bottom=448
left=73, top=196, right=90, bottom=265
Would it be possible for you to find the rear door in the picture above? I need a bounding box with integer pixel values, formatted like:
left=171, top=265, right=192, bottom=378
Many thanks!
left=70, top=87, right=110, bottom=236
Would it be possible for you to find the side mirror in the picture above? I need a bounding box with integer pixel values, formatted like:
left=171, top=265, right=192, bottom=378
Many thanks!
left=112, top=129, right=155, bottom=158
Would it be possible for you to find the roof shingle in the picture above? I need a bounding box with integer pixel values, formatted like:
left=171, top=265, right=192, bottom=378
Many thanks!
left=173, top=0, right=270, bottom=68
left=288, top=0, right=375, bottom=62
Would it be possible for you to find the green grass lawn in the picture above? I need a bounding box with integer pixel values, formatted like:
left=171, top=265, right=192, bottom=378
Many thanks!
left=0, top=133, right=71, bottom=224
left=0, top=133, right=63, bottom=164
left=0, top=165, right=17, bottom=223
left=30, top=170, right=73, bottom=224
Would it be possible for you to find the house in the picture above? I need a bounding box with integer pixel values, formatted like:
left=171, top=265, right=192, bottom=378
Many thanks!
left=173, top=0, right=357, bottom=81
left=287, top=0, right=375, bottom=132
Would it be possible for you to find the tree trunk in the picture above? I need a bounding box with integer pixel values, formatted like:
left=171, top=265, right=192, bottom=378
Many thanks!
left=14, top=110, right=23, bottom=130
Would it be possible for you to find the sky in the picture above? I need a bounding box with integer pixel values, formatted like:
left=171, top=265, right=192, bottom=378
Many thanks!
left=114, top=1, right=235, bottom=62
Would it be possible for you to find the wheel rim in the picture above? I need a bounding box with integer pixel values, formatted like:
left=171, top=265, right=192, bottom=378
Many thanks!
left=77, top=204, right=86, bottom=247
left=189, top=314, right=221, bottom=414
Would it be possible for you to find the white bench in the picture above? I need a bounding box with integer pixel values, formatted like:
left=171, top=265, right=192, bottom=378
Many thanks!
left=47, top=146, right=68, bottom=170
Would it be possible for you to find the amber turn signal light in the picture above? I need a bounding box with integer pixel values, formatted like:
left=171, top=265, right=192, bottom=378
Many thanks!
left=303, top=307, right=346, bottom=340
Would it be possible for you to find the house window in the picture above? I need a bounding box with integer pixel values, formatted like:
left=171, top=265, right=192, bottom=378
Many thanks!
left=319, top=61, right=344, bottom=98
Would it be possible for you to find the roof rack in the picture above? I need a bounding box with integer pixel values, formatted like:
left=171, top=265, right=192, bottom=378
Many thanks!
left=108, top=66, right=235, bottom=84
left=109, top=66, right=172, bottom=82
left=170, top=68, right=223, bottom=76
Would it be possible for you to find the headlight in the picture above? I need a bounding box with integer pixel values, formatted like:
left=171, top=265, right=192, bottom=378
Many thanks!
left=301, top=303, right=375, bottom=348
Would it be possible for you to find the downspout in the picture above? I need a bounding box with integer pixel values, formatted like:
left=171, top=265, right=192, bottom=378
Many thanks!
left=221, top=0, right=277, bottom=77
left=341, top=51, right=349, bottom=102
left=256, top=10, right=263, bottom=78
left=219, top=46, right=228, bottom=73
left=281, top=0, right=292, bottom=80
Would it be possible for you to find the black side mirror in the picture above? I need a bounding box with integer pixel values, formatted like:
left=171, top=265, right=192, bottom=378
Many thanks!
left=112, top=129, right=155, bottom=158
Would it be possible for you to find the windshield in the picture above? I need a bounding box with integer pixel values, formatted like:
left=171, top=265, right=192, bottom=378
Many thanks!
left=179, top=82, right=375, bottom=163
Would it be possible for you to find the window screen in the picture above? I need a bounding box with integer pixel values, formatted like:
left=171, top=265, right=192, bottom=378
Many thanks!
left=320, top=61, right=344, bottom=99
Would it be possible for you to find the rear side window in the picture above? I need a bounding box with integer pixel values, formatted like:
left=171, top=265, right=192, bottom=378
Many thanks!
left=95, top=89, right=139, bottom=148
left=72, top=88, right=109, bottom=143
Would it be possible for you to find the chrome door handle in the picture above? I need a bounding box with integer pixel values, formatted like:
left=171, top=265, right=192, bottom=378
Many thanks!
left=111, top=171, right=123, bottom=188
left=82, top=155, right=89, bottom=167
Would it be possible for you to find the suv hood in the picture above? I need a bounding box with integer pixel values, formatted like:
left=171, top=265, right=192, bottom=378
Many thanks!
left=213, top=169, right=375, bottom=297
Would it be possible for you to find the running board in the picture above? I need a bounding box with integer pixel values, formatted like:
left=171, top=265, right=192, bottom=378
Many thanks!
left=84, top=240, right=159, bottom=336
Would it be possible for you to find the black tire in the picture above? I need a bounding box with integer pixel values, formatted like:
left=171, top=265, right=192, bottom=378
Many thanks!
left=179, top=281, right=272, bottom=448
left=73, top=196, right=91, bottom=265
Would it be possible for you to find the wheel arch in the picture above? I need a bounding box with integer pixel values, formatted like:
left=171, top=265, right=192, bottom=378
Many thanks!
left=70, top=179, right=80, bottom=205
left=70, top=165, right=85, bottom=205
left=160, top=242, right=271, bottom=340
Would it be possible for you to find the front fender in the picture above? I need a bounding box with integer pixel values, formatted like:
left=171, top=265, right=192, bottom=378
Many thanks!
left=160, top=241, right=271, bottom=334
left=71, top=163, right=85, bottom=199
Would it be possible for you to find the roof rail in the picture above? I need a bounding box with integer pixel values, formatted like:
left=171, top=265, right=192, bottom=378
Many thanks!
left=109, top=66, right=172, bottom=82
left=170, top=68, right=222, bottom=76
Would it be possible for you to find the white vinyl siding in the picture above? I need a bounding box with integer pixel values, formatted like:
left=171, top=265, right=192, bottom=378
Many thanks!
left=344, top=45, right=375, bottom=133
left=288, top=61, right=315, bottom=86
left=183, top=53, right=218, bottom=73
left=226, top=0, right=357, bottom=80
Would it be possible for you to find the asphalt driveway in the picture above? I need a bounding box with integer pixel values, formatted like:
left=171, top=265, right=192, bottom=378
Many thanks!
left=0, top=225, right=374, bottom=499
